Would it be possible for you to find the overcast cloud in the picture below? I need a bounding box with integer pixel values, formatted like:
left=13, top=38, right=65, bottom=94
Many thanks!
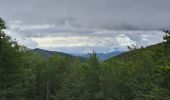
left=0, top=0, right=169, bottom=54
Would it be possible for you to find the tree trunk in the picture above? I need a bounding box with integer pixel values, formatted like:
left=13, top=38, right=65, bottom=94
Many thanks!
left=35, top=81, right=37, bottom=100
left=46, top=80, right=49, bottom=100
left=3, top=82, right=6, bottom=100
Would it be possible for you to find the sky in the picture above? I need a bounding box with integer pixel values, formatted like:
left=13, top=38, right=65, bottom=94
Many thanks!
left=0, top=0, right=169, bottom=54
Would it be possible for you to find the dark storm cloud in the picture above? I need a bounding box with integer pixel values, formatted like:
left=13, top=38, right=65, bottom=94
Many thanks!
left=1, top=0, right=170, bottom=30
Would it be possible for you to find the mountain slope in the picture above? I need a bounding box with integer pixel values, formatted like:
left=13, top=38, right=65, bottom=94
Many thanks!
left=106, top=43, right=169, bottom=65
left=32, top=48, right=73, bottom=58
left=32, top=48, right=87, bottom=61
left=82, top=51, right=122, bottom=61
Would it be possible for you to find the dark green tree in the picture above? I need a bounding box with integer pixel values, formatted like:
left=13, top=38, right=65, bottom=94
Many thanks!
left=0, top=18, right=26, bottom=100
left=0, top=18, right=6, bottom=31
left=163, top=30, right=170, bottom=44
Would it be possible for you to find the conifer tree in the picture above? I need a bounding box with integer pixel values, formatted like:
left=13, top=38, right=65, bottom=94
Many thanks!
left=0, top=18, right=25, bottom=99
left=163, top=30, right=170, bottom=44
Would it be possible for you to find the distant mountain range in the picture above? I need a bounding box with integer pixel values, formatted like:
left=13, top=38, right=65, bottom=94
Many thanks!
left=32, top=48, right=73, bottom=57
left=32, top=48, right=87, bottom=61
left=32, top=48, right=123, bottom=61
left=81, top=51, right=122, bottom=61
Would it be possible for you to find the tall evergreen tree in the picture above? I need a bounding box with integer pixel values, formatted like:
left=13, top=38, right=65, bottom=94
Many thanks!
left=0, top=18, right=6, bottom=31
left=163, top=30, right=170, bottom=44
left=0, top=18, right=25, bottom=99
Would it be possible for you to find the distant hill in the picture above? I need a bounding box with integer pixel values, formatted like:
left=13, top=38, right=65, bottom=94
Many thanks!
left=82, top=51, right=122, bottom=61
left=32, top=48, right=87, bottom=61
left=106, top=43, right=167, bottom=63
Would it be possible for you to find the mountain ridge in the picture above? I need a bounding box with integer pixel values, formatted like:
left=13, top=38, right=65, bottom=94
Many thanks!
left=32, top=48, right=123, bottom=61
left=32, top=48, right=87, bottom=61
left=81, top=51, right=123, bottom=60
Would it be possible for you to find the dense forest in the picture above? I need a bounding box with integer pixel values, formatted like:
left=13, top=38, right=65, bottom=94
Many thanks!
left=0, top=18, right=170, bottom=100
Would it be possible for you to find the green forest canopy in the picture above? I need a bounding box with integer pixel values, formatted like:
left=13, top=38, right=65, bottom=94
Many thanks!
left=0, top=18, right=170, bottom=100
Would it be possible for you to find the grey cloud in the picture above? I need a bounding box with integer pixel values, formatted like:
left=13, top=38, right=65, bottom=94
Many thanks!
left=124, top=31, right=165, bottom=47
left=0, top=0, right=169, bottom=53
left=1, top=0, right=170, bottom=30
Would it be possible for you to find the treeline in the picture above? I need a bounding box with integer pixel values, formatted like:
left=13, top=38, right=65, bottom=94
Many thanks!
left=0, top=18, right=170, bottom=100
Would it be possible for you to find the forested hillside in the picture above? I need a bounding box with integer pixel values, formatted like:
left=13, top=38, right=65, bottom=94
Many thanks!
left=105, top=42, right=170, bottom=99
left=32, top=48, right=74, bottom=58
left=0, top=18, right=170, bottom=100
left=82, top=51, right=122, bottom=61
left=32, top=48, right=87, bottom=61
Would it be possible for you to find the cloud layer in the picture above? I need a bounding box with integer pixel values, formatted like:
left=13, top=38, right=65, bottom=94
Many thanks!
left=0, top=0, right=168, bottom=54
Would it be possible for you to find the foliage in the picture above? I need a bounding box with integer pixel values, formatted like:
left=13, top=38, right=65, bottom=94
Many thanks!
left=0, top=17, right=170, bottom=100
